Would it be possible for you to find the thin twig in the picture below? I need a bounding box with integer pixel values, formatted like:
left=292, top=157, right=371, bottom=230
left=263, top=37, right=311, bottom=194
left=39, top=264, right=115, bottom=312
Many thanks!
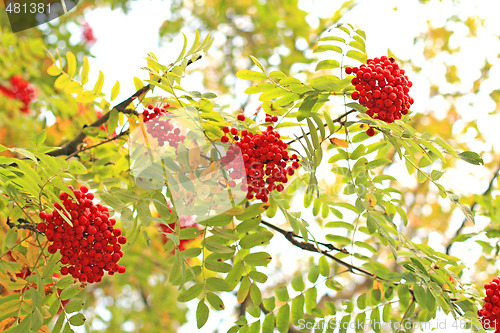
left=260, top=220, right=347, bottom=254
left=260, top=219, right=387, bottom=283
left=66, top=130, right=130, bottom=159
left=445, top=163, right=500, bottom=254
left=47, top=57, right=201, bottom=157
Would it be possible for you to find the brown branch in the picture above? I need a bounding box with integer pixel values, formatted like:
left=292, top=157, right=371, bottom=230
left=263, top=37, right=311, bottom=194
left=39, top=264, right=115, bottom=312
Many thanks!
left=286, top=109, right=356, bottom=145
left=445, top=163, right=500, bottom=254
left=260, top=220, right=347, bottom=254
left=260, top=219, right=386, bottom=283
left=6, top=217, right=38, bottom=232
left=47, top=105, right=140, bottom=157
left=47, top=57, right=201, bottom=157
left=66, top=129, right=130, bottom=159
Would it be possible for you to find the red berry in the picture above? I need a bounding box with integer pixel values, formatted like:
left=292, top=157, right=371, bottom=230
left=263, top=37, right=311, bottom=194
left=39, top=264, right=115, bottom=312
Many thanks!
left=237, top=114, right=246, bottom=121
left=366, top=128, right=375, bottom=137
left=118, top=236, right=127, bottom=245
left=349, top=57, right=413, bottom=123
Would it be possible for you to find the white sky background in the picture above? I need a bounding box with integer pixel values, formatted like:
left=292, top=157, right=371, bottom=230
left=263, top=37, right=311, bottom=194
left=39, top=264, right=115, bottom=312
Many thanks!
left=60, top=0, right=500, bottom=331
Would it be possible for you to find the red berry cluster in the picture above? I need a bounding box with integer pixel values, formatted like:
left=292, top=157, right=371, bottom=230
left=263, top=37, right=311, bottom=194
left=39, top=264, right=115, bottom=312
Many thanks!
left=0, top=75, right=37, bottom=113
left=82, top=22, right=97, bottom=43
left=220, top=114, right=301, bottom=202
left=142, top=104, right=184, bottom=148
left=479, top=277, right=500, bottom=332
left=345, top=56, right=414, bottom=137
left=37, top=185, right=126, bottom=284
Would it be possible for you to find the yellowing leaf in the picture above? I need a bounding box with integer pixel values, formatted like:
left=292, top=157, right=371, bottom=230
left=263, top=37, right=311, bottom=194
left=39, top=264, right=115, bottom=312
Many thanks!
left=64, top=81, right=83, bottom=94
left=128, top=115, right=139, bottom=132
left=329, top=138, right=349, bottom=148
left=10, top=250, right=29, bottom=266
left=188, top=141, right=201, bottom=170
left=54, top=75, right=70, bottom=90
left=133, top=77, right=144, bottom=91
left=47, top=65, right=60, bottom=76
left=0, top=316, right=17, bottom=331
left=66, top=51, right=77, bottom=78
left=0, top=280, right=8, bottom=297
left=200, top=162, right=219, bottom=181
left=75, top=91, right=96, bottom=104
left=93, top=70, right=105, bottom=94
left=197, top=185, right=211, bottom=200
left=110, top=80, right=120, bottom=101
left=367, top=193, right=377, bottom=208
left=373, top=280, right=384, bottom=294
left=81, top=56, right=89, bottom=85
left=26, top=242, right=39, bottom=266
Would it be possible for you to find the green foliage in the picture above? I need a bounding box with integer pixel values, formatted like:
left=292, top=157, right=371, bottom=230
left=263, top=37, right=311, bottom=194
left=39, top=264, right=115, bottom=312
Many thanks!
left=0, top=1, right=497, bottom=332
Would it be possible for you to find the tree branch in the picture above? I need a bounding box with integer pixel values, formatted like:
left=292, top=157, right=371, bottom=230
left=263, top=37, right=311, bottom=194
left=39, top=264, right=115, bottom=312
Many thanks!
left=445, top=163, right=500, bottom=254
left=65, top=129, right=130, bottom=159
left=260, top=220, right=347, bottom=254
left=260, top=219, right=386, bottom=283
left=47, top=57, right=201, bottom=157
left=6, top=217, right=38, bottom=232
left=47, top=106, right=139, bottom=157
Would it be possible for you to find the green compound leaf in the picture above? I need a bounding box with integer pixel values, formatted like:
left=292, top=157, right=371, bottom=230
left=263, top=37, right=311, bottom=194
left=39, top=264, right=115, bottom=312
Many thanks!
left=291, top=276, right=305, bottom=292
left=458, top=151, right=484, bottom=165
left=207, top=292, right=225, bottom=310
left=196, top=300, right=209, bottom=328
left=276, top=304, right=290, bottom=333
left=239, top=231, right=273, bottom=249
left=236, top=70, right=268, bottom=81
left=313, top=45, right=342, bottom=53
left=69, top=313, right=85, bottom=326
left=315, top=60, right=340, bottom=71
left=262, top=313, right=275, bottom=332
left=244, top=252, right=272, bottom=266
left=346, top=50, right=367, bottom=63
left=178, top=283, right=203, bottom=302
left=291, top=294, right=305, bottom=324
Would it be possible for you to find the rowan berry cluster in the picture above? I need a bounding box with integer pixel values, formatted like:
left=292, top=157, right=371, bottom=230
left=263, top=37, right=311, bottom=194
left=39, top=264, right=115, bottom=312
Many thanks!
left=345, top=56, right=414, bottom=137
left=479, top=277, right=500, bottom=332
left=82, top=22, right=97, bottom=43
left=220, top=113, right=301, bottom=202
left=37, top=185, right=126, bottom=284
left=0, top=75, right=37, bottom=113
left=142, top=104, right=184, bottom=148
